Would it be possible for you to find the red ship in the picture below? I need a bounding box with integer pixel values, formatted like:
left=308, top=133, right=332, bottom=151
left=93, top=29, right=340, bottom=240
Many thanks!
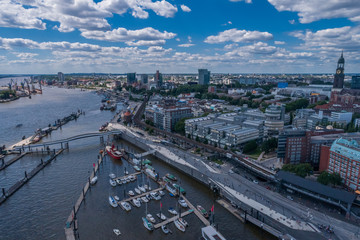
left=106, top=145, right=122, bottom=160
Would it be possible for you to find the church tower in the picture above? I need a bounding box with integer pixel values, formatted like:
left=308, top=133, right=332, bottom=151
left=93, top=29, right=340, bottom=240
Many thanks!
left=333, top=52, right=345, bottom=89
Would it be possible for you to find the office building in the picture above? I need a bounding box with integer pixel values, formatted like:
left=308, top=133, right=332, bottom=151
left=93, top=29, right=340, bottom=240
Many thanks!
left=57, top=72, right=64, bottom=82
left=351, top=76, right=360, bottom=89
left=155, top=70, right=163, bottom=87
left=127, top=72, right=136, bottom=84
left=198, top=69, right=210, bottom=85
left=140, top=74, right=148, bottom=84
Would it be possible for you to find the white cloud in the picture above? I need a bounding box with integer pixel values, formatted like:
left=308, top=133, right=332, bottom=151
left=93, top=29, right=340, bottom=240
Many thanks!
left=175, top=38, right=180, bottom=41
left=274, top=41, right=285, bottom=45
left=205, top=28, right=273, bottom=44
left=268, top=0, right=360, bottom=23
left=288, top=19, right=295, bottom=25
left=125, top=40, right=166, bottom=46
left=15, top=52, right=39, bottom=59
left=188, top=36, right=192, bottom=43
left=81, top=27, right=176, bottom=43
left=180, top=4, right=191, bottom=12
left=229, top=0, right=252, bottom=3
left=178, top=43, right=195, bottom=47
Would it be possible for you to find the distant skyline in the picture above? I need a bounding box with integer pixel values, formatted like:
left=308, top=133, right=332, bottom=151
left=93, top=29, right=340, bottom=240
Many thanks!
left=0, top=0, right=359, bottom=74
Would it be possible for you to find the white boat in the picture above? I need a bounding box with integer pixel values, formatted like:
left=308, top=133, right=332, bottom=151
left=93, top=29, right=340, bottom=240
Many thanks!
left=141, top=196, right=149, bottom=203
left=142, top=217, right=154, bottom=231
left=144, top=184, right=149, bottom=190
left=165, top=184, right=177, bottom=196
left=120, top=201, right=132, bottom=211
left=150, top=192, right=161, bottom=200
left=134, top=165, right=141, bottom=172
left=125, top=170, right=129, bottom=175
left=178, top=218, right=188, bottom=227
left=128, top=190, right=135, bottom=196
left=113, top=228, right=121, bottom=236
left=174, top=219, right=185, bottom=232
left=132, top=198, right=141, bottom=207
left=146, top=213, right=156, bottom=223
left=138, top=185, right=146, bottom=193
left=159, top=190, right=165, bottom=196
left=116, top=179, right=122, bottom=185
left=156, top=212, right=167, bottom=220
left=168, top=207, right=178, bottom=215
left=90, top=176, right=98, bottom=185
left=134, top=187, right=141, bottom=195
left=109, top=173, right=116, bottom=179
left=146, top=194, right=151, bottom=200
left=109, top=179, right=117, bottom=187
left=114, top=196, right=120, bottom=201
left=129, top=175, right=136, bottom=181
left=161, top=224, right=171, bottom=234
left=178, top=198, right=188, bottom=208
left=126, top=177, right=130, bottom=183
left=122, top=179, right=127, bottom=184
left=109, top=196, right=118, bottom=208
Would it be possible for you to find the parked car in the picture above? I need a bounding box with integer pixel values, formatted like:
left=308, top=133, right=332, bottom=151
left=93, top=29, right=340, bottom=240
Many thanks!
left=287, top=195, right=293, bottom=201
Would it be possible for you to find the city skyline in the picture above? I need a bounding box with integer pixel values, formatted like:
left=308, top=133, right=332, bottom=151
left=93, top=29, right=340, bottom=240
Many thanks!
left=0, top=0, right=359, bottom=74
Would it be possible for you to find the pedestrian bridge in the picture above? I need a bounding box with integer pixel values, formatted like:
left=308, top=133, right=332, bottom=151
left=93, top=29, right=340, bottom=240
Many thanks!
left=13, top=130, right=123, bottom=151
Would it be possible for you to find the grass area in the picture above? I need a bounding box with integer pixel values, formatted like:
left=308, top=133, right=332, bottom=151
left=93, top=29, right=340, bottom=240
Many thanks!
left=246, top=147, right=262, bottom=159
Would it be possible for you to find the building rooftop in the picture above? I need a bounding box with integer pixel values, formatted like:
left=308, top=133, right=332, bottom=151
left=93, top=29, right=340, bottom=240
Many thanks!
left=331, top=138, right=360, bottom=160
left=276, top=171, right=356, bottom=204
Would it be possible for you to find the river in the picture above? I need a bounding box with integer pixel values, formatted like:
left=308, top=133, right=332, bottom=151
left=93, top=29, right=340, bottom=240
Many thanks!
left=0, top=86, right=273, bottom=240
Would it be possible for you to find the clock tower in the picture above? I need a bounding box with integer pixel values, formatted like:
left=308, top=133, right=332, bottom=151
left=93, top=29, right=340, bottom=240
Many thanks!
left=333, top=52, right=345, bottom=89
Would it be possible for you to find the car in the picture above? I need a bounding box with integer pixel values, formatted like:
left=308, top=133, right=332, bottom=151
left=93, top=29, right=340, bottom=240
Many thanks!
left=253, top=180, right=258, bottom=184
left=287, top=195, right=293, bottom=201
left=266, top=186, right=271, bottom=190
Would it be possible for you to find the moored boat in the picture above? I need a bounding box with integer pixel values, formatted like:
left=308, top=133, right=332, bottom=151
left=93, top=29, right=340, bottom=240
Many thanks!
left=113, top=228, right=121, bottom=236
left=132, top=198, right=141, bottom=208
left=178, top=198, right=188, bottom=208
left=168, top=207, right=178, bottom=215
left=142, top=217, right=154, bottom=231
left=109, top=196, right=118, bottom=208
left=138, top=185, right=146, bottom=193
left=173, top=184, right=186, bottom=194
left=114, top=196, right=120, bottom=201
left=178, top=218, right=188, bottom=227
left=197, top=205, right=209, bottom=218
left=109, top=173, right=116, bottom=179
left=133, top=165, right=141, bottom=172
left=146, top=213, right=156, bottom=223
left=165, top=184, right=178, bottom=196
left=156, top=212, right=167, bottom=221
left=174, top=219, right=185, bottom=232
left=120, top=201, right=132, bottom=211
left=161, top=224, right=171, bottom=234
left=165, top=173, right=177, bottom=181
left=150, top=191, right=161, bottom=200
left=134, top=187, right=141, bottom=195
left=90, top=176, right=98, bottom=185
left=105, top=145, right=122, bottom=160
left=159, top=190, right=165, bottom=196
left=116, top=179, right=122, bottom=185
left=109, top=179, right=117, bottom=187
left=128, top=190, right=135, bottom=196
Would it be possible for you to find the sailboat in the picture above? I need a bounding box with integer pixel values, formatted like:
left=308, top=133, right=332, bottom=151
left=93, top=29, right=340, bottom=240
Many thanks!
left=142, top=217, right=154, bottom=231
left=174, top=219, right=185, bottom=232
left=156, top=202, right=167, bottom=221
left=109, top=196, right=118, bottom=208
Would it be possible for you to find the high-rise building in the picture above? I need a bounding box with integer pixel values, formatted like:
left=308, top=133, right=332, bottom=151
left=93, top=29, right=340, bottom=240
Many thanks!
left=140, top=74, right=148, bottom=84
left=333, top=52, right=345, bottom=89
left=351, top=76, right=360, bottom=89
left=155, top=70, right=163, bottom=87
left=57, top=72, right=64, bottom=82
left=198, top=69, right=210, bottom=85
left=127, top=73, right=136, bottom=84
left=328, top=138, right=360, bottom=190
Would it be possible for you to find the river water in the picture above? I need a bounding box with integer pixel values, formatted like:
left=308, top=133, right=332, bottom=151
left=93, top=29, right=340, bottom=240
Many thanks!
left=0, top=85, right=273, bottom=240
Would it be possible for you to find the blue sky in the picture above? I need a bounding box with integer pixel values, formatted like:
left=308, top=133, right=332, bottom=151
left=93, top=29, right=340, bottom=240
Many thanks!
left=0, top=0, right=359, bottom=74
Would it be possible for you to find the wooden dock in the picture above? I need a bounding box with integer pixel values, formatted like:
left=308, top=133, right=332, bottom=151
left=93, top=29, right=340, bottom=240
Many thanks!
left=216, top=199, right=245, bottom=223
left=0, top=149, right=64, bottom=205
left=181, top=195, right=210, bottom=227
left=65, top=152, right=105, bottom=240
left=114, top=171, right=141, bottom=181
left=153, top=209, right=194, bottom=229
left=119, top=187, right=164, bottom=203
left=0, top=152, right=28, bottom=171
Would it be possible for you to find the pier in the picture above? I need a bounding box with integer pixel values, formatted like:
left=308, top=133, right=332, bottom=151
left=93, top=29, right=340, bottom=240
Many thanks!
left=114, top=171, right=141, bottom=181
left=65, top=151, right=105, bottom=240
left=0, top=152, right=28, bottom=171
left=181, top=195, right=210, bottom=227
left=119, top=187, right=164, bottom=203
left=133, top=149, right=156, bottom=159
left=153, top=209, right=194, bottom=229
left=0, top=149, right=64, bottom=205
left=216, top=199, right=245, bottom=223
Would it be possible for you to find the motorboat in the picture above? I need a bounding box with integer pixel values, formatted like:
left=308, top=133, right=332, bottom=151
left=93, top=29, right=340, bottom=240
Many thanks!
left=161, top=224, right=171, bottom=234
left=114, top=196, right=120, bottom=201
left=128, top=190, right=135, bottom=196
left=113, top=229, right=121, bottom=236
left=165, top=173, right=177, bottom=181
left=134, top=165, right=141, bottom=172
left=150, top=191, right=161, bottom=200
left=197, top=205, right=209, bottom=218
left=109, top=173, right=116, bottom=179
left=146, top=194, right=151, bottom=201
left=116, top=179, right=122, bottom=185
left=124, top=170, right=129, bottom=175
left=145, top=164, right=155, bottom=171
left=143, top=159, right=152, bottom=165
left=178, top=218, right=188, bottom=227
left=138, top=185, right=146, bottom=193
left=106, top=145, right=122, bottom=160
left=129, top=175, right=137, bottom=181
left=165, top=184, right=177, bottom=196
left=109, top=196, right=118, bottom=208
left=134, top=187, right=141, bottom=195
left=144, top=184, right=149, bottom=190
left=109, top=179, right=117, bottom=187
left=122, top=179, right=127, bottom=184
left=168, top=207, right=178, bottom=215
left=126, top=177, right=130, bottom=183
left=90, top=176, right=98, bottom=185
left=145, top=168, right=158, bottom=180
left=141, top=196, right=149, bottom=203
left=173, top=184, right=186, bottom=194
left=132, top=198, right=141, bottom=208
left=146, top=214, right=156, bottom=223
left=174, top=219, right=185, bottom=232
left=120, top=201, right=131, bottom=212
left=156, top=212, right=167, bottom=221
left=178, top=198, right=188, bottom=208
left=142, top=217, right=154, bottom=231
left=159, top=190, right=165, bottom=196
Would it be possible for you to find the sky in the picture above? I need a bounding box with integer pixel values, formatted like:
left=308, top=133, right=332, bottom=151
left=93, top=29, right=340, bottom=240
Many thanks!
left=0, top=0, right=359, bottom=74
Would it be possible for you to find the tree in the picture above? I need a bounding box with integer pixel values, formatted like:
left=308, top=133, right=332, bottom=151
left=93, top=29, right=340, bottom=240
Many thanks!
left=285, top=99, right=309, bottom=113
left=174, top=117, right=189, bottom=135
left=224, top=145, right=228, bottom=150
left=282, top=163, right=313, bottom=178
left=243, top=140, right=257, bottom=154
left=195, top=136, right=199, bottom=142
left=317, top=171, right=331, bottom=185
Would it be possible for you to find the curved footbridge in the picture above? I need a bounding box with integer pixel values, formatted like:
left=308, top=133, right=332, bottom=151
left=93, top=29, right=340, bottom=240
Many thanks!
left=12, top=130, right=124, bottom=151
